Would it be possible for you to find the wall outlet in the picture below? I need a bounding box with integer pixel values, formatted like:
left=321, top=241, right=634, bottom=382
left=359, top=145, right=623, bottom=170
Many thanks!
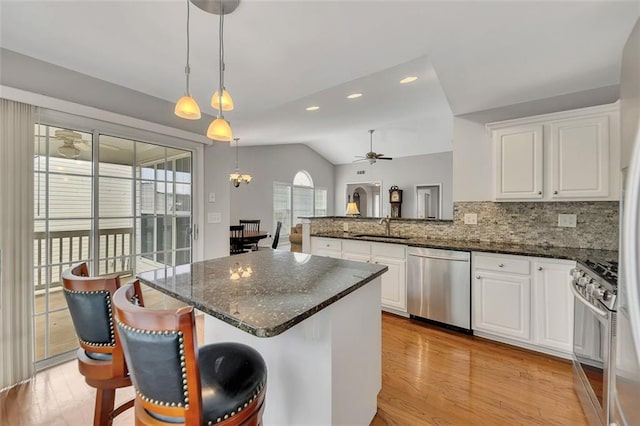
left=464, top=213, right=478, bottom=225
left=208, top=192, right=216, bottom=203
left=207, top=212, right=221, bottom=224
left=343, top=223, right=349, bottom=232
left=558, top=214, right=577, bottom=228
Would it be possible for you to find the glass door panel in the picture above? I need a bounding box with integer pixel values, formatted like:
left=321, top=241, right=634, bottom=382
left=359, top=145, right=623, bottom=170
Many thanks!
left=33, top=124, right=93, bottom=363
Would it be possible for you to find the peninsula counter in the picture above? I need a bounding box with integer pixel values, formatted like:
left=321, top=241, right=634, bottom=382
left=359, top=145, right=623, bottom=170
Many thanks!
left=137, top=249, right=388, bottom=425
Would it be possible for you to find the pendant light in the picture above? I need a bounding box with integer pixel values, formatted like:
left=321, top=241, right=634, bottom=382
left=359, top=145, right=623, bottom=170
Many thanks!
left=174, top=0, right=201, bottom=120
left=229, top=138, right=252, bottom=187
left=207, top=0, right=234, bottom=141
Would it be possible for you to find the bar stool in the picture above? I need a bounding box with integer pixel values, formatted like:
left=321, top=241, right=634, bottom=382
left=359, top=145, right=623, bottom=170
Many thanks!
left=112, top=282, right=267, bottom=425
left=61, top=263, right=144, bottom=425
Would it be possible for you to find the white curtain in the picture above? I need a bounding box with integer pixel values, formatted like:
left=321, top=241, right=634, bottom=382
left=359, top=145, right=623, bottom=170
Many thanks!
left=0, top=99, right=34, bottom=389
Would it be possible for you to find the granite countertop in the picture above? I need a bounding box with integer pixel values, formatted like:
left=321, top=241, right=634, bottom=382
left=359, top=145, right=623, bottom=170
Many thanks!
left=312, top=232, right=618, bottom=263
left=137, top=250, right=387, bottom=338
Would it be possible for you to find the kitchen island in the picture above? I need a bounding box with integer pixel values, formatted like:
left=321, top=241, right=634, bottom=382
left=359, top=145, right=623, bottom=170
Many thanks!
left=137, top=249, right=387, bottom=425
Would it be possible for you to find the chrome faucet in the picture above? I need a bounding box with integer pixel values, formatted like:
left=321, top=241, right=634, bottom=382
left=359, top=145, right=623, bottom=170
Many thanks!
left=378, top=216, right=391, bottom=236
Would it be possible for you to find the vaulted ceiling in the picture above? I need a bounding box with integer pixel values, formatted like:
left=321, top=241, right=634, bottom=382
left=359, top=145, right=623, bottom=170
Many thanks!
left=1, top=1, right=638, bottom=164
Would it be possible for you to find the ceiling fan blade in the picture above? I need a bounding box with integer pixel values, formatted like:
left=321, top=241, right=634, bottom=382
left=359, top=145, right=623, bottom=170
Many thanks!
left=352, top=158, right=368, bottom=163
left=378, top=157, right=393, bottom=160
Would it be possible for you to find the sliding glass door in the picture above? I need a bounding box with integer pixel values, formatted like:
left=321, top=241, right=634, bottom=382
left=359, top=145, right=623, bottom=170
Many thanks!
left=33, top=125, right=193, bottom=366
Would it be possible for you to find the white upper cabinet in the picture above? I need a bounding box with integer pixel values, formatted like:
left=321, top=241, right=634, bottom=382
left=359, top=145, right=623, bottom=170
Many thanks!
left=550, top=115, right=609, bottom=198
left=488, top=103, right=619, bottom=202
left=494, top=125, right=544, bottom=200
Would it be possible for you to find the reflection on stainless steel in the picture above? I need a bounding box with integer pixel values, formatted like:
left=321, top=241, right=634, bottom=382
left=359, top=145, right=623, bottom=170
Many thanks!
left=407, top=247, right=471, bottom=331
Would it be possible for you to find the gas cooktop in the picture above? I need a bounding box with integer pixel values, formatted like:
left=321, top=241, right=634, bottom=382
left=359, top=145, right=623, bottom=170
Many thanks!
left=582, top=259, right=618, bottom=286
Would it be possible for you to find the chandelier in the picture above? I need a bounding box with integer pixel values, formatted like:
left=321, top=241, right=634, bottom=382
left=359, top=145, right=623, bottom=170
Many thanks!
left=230, top=137, right=252, bottom=187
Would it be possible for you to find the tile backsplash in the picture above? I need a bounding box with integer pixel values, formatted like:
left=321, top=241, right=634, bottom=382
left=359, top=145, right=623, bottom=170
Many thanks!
left=310, top=201, right=619, bottom=251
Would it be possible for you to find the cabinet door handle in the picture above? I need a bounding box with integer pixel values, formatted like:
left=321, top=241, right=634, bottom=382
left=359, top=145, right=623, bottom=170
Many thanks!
left=537, top=266, right=543, bottom=271
left=476, top=275, right=481, bottom=279
left=498, top=263, right=504, bottom=268
left=553, top=190, right=558, bottom=195
left=538, top=191, right=542, bottom=195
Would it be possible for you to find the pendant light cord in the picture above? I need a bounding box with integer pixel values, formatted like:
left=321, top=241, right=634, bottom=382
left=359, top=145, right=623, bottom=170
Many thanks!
left=218, top=0, right=224, bottom=116
left=234, top=137, right=239, bottom=171
left=185, top=0, right=191, bottom=95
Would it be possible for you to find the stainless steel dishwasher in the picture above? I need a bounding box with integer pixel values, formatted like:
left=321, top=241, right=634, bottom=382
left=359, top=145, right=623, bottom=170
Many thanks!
left=407, top=247, right=471, bottom=332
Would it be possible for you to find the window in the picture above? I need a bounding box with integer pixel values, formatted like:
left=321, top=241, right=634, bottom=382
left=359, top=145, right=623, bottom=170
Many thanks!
left=273, top=182, right=291, bottom=234
left=274, top=171, right=328, bottom=233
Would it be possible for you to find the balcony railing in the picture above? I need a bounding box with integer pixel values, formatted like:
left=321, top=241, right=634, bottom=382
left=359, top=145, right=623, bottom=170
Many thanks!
left=34, top=227, right=133, bottom=291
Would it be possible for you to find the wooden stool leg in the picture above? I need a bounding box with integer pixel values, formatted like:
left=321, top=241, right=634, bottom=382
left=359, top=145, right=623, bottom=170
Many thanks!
left=94, top=388, right=116, bottom=426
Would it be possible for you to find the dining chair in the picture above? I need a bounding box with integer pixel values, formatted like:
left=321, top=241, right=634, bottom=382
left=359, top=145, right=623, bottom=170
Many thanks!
left=112, top=282, right=267, bottom=426
left=239, top=220, right=261, bottom=251
left=272, top=221, right=282, bottom=249
left=61, top=262, right=144, bottom=425
left=230, top=225, right=248, bottom=255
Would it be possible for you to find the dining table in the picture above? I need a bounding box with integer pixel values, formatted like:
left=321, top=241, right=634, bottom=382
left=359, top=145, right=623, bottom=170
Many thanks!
left=230, top=229, right=269, bottom=250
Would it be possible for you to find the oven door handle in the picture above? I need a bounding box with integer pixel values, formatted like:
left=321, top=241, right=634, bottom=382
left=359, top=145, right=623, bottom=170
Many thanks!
left=569, top=282, right=608, bottom=318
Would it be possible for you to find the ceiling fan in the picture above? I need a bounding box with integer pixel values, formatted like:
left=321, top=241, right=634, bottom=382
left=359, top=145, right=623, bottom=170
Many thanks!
left=353, top=129, right=392, bottom=165
left=54, top=130, right=90, bottom=158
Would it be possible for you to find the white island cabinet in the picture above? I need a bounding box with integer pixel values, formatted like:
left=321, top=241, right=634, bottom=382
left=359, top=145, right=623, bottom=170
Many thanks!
left=472, top=252, right=575, bottom=358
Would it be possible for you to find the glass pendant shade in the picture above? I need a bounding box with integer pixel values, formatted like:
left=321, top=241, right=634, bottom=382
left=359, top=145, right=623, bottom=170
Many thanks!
left=207, top=117, right=233, bottom=141
left=211, top=89, right=234, bottom=111
left=174, top=95, right=202, bottom=120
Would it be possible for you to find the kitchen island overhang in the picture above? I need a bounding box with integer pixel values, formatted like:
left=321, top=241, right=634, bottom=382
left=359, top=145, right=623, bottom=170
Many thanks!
left=137, top=250, right=387, bottom=425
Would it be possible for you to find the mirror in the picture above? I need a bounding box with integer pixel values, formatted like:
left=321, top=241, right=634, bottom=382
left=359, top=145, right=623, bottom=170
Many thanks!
left=345, top=181, right=382, bottom=218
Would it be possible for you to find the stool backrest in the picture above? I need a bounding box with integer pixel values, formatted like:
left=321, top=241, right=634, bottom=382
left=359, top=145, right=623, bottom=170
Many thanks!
left=61, top=263, right=144, bottom=376
left=113, top=283, right=202, bottom=424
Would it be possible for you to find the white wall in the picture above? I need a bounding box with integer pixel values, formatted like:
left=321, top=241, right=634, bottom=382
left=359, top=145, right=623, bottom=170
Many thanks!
left=334, top=152, right=453, bottom=219
left=452, top=116, right=493, bottom=201
left=229, top=143, right=335, bottom=236
left=203, top=143, right=233, bottom=259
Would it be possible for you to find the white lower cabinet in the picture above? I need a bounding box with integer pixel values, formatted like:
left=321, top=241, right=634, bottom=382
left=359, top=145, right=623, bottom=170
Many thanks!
left=310, top=237, right=342, bottom=259
left=533, top=259, right=575, bottom=354
left=342, top=240, right=407, bottom=313
left=473, top=270, right=531, bottom=342
left=472, top=252, right=575, bottom=358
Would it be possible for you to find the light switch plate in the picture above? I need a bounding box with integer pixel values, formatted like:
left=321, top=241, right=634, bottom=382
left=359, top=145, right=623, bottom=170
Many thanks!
left=343, top=223, right=349, bottom=232
left=558, top=214, right=577, bottom=228
left=464, top=213, right=477, bottom=225
left=208, top=192, right=216, bottom=203
left=207, top=212, right=221, bottom=224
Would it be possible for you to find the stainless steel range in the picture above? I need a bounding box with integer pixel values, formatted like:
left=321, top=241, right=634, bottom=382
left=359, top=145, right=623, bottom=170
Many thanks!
left=570, top=260, right=618, bottom=426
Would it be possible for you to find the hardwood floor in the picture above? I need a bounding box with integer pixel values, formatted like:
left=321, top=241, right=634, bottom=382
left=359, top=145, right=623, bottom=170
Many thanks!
left=373, top=314, right=586, bottom=425
left=1, top=313, right=586, bottom=425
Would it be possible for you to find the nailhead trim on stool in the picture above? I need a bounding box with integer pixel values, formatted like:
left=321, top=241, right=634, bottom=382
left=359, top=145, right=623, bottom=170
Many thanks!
left=208, top=381, right=265, bottom=425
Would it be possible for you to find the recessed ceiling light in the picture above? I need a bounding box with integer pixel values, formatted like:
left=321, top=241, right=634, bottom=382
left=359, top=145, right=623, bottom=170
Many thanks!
left=347, top=93, right=363, bottom=99
left=305, top=106, right=320, bottom=111
left=400, top=76, right=418, bottom=84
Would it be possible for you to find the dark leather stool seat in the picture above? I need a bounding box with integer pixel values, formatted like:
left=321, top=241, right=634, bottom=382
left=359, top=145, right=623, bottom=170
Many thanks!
left=199, top=343, right=266, bottom=424
left=113, top=283, right=267, bottom=426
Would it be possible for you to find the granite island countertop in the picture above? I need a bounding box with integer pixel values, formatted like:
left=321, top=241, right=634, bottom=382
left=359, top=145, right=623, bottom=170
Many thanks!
left=137, top=249, right=387, bottom=338
left=311, top=232, right=618, bottom=263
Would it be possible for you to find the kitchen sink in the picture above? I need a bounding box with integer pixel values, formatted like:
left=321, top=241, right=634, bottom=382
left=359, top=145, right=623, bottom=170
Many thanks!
left=354, top=234, right=410, bottom=240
